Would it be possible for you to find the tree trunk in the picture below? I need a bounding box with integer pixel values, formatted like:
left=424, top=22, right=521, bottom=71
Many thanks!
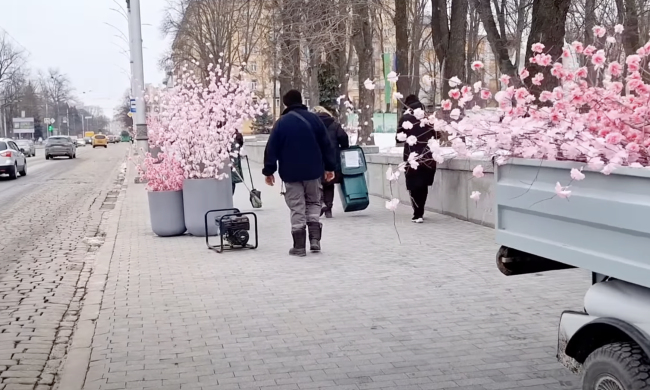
left=443, top=0, right=468, bottom=98
left=475, top=0, right=520, bottom=85
left=351, top=0, right=374, bottom=146
left=279, top=0, right=301, bottom=109
left=394, top=0, right=410, bottom=96
left=616, top=0, right=640, bottom=56
left=524, top=0, right=570, bottom=93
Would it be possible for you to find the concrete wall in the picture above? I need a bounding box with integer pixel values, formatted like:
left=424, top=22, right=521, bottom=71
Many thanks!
left=243, top=139, right=495, bottom=227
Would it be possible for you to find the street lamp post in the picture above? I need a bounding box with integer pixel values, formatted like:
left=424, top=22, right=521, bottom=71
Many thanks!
left=126, top=0, right=148, bottom=153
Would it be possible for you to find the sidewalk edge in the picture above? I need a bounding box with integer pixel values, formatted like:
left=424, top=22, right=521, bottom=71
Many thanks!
left=54, top=150, right=132, bottom=390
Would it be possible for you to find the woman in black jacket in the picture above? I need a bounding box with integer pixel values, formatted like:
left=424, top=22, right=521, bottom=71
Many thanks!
left=314, top=106, right=349, bottom=218
left=396, top=95, right=438, bottom=223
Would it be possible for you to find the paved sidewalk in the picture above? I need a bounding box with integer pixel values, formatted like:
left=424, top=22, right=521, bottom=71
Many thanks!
left=81, top=163, right=587, bottom=390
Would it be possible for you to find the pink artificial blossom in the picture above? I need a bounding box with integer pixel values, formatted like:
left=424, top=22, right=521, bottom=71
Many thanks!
left=555, top=182, right=572, bottom=198
left=591, top=50, right=606, bottom=69
left=441, top=99, right=452, bottom=111
left=500, top=75, right=511, bottom=85
left=480, top=90, right=492, bottom=100
left=570, top=168, right=585, bottom=181
left=519, top=68, right=530, bottom=80
left=572, top=41, right=584, bottom=53
left=592, top=26, right=607, bottom=38
left=531, top=42, right=545, bottom=53
left=470, top=191, right=481, bottom=201
left=471, top=61, right=484, bottom=71
left=532, top=73, right=544, bottom=86
left=615, top=24, right=624, bottom=34
left=449, top=89, right=461, bottom=100
left=472, top=165, right=485, bottom=178
left=583, top=45, right=597, bottom=56
left=608, top=62, right=623, bottom=77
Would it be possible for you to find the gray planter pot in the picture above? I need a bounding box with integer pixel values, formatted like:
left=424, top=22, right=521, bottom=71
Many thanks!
left=148, top=190, right=186, bottom=237
left=183, top=177, right=233, bottom=236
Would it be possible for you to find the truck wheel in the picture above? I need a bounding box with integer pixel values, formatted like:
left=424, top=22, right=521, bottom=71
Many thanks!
left=582, top=342, right=650, bottom=390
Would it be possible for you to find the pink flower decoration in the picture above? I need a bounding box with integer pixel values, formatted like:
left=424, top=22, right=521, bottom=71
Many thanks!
left=592, top=26, right=607, bottom=38
left=583, top=45, right=597, bottom=56
left=441, top=99, right=453, bottom=111
left=448, top=89, right=461, bottom=100
left=480, top=90, right=492, bottom=100
left=572, top=41, right=584, bottom=53
left=499, top=75, right=511, bottom=85
left=471, top=61, right=484, bottom=71
left=591, top=50, right=606, bottom=69
left=519, top=68, right=530, bottom=80
left=531, top=42, right=545, bottom=53
left=608, top=61, right=622, bottom=77
left=532, top=73, right=544, bottom=86
left=575, top=67, right=588, bottom=78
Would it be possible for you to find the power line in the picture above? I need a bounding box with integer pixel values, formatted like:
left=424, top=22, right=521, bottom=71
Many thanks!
left=0, top=26, right=32, bottom=56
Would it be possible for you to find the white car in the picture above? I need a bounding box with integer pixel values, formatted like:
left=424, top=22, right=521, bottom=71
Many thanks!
left=76, top=138, right=86, bottom=147
left=0, top=138, right=27, bottom=179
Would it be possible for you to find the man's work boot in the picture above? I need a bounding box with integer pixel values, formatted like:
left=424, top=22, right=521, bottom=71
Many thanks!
left=289, top=228, right=307, bottom=257
left=324, top=208, right=333, bottom=219
left=307, top=222, right=322, bottom=252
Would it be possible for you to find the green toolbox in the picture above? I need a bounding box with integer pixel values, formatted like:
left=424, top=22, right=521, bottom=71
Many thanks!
left=338, top=146, right=370, bottom=212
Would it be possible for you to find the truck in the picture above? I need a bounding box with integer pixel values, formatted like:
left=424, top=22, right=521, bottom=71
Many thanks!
left=495, top=158, right=650, bottom=390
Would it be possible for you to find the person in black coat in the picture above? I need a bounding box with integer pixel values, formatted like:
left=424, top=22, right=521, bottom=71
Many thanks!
left=314, top=106, right=349, bottom=218
left=395, top=95, right=438, bottom=223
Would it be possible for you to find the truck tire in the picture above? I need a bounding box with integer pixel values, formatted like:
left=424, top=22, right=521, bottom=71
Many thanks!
left=583, top=342, right=650, bottom=390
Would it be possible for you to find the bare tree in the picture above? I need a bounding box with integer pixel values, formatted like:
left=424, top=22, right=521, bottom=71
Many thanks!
left=162, top=0, right=264, bottom=79
left=351, top=0, right=375, bottom=145
left=39, top=69, right=72, bottom=134
left=431, top=0, right=469, bottom=99
left=0, top=34, right=24, bottom=88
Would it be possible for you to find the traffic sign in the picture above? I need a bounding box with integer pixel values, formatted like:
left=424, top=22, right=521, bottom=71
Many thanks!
left=130, top=98, right=136, bottom=113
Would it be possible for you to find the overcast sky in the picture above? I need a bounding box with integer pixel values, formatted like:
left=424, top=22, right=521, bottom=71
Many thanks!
left=0, top=0, right=169, bottom=117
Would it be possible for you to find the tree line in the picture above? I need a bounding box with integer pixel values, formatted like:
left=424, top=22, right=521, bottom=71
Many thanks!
left=162, top=0, right=650, bottom=144
left=0, top=33, right=109, bottom=139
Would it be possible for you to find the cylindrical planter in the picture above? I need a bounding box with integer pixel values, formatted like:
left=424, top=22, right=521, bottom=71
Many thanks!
left=183, top=177, right=233, bottom=236
left=148, top=190, right=186, bottom=237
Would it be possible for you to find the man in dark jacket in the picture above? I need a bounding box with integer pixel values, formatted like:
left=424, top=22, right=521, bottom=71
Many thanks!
left=263, top=90, right=336, bottom=256
left=314, top=106, right=349, bottom=218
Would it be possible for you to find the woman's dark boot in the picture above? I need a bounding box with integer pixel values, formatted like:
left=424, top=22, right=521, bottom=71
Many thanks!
left=289, top=228, right=307, bottom=257
left=307, top=222, right=322, bottom=252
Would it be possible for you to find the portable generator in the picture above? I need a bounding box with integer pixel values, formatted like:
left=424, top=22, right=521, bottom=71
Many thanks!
left=204, top=208, right=258, bottom=253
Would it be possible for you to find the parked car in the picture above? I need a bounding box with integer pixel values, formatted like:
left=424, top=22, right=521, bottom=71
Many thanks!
left=15, top=139, right=35, bottom=157
left=76, top=138, right=86, bottom=147
left=0, top=138, right=27, bottom=179
left=92, top=134, right=108, bottom=148
left=84, top=137, right=92, bottom=145
left=45, top=136, right=76, bottom=159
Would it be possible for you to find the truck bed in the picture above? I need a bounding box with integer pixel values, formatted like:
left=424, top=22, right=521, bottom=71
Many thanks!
left=495, top=159, right=650, bottom=289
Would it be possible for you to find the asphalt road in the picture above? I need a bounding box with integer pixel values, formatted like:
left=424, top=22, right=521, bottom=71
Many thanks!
left=0, top=142, right=129, bottom=389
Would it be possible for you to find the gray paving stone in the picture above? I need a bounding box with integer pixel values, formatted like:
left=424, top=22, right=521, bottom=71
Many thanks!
left=79, top=162, right=585, bottom=390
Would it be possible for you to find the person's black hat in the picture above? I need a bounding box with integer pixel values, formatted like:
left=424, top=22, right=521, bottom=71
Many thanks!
left=283, top=89, right=302, bottom=107
left=404, top=94, right=419, bottom=106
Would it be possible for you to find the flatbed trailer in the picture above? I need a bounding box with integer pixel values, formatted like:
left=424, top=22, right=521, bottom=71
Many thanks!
left=495, top=159, right=650, bottom=390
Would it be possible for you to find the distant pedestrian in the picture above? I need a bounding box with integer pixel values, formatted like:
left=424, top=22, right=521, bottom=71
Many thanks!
left=396, top=95, right=438, bottom=223
left=313, top=106, right=349, bottom=218
left=231, top=131, right=244, bottom=194
left=263, top=90, right=336, bottom=256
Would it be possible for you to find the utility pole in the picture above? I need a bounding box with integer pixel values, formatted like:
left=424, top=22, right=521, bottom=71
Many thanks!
left=126, top=0, right=148, bottom=153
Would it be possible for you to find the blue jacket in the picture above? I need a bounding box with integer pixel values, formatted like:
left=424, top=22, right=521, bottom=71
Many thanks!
left=263, top=105, right=336, bottom=183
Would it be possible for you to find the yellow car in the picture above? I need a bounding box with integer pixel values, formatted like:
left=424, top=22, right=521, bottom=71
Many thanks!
left=92, top=134, right=108, bottom=148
